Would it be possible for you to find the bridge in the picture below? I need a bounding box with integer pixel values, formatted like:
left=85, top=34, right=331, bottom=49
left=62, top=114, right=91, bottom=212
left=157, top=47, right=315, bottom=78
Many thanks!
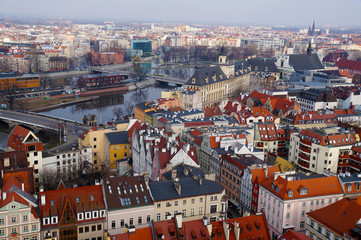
left=0, top=109, right=88, bottom=133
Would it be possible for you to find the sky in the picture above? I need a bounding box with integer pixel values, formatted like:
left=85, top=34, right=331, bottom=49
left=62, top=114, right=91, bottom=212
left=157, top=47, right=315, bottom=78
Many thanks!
left=1, top=0, right=361, bottom=27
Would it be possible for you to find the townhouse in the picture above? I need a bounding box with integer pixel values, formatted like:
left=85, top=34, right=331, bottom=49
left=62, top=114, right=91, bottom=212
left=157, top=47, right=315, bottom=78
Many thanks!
left=101, top=175, right=154, bottom=235
left=258, top=174, right=344, bottom=238
left=306, top=197, right=361, bottom=240
left=149, top=173, right=227, bottom=223
left=39, top=185, right=106, bottom=240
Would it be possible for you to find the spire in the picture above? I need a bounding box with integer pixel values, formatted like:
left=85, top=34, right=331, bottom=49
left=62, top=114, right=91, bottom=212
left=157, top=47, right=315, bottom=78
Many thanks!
left=307, top=41, right=313, bottom=56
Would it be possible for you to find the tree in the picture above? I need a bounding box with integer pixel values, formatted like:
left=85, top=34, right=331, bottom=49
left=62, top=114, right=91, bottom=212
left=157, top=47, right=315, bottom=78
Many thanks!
left=130, top=63, right=148, bottom=82
left=112, top=106, right=123, bottom=120
left=39, top=74, right=51, bottom=90
left=124, top=100, right=134, bottom=117
left=39, top=169, right=60, bottom=191
left=0, top=79, right=19, bottom=110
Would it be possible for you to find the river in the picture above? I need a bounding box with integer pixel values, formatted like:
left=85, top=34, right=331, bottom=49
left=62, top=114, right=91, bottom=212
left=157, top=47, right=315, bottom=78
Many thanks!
left=41, top=86, right=169, bottom=124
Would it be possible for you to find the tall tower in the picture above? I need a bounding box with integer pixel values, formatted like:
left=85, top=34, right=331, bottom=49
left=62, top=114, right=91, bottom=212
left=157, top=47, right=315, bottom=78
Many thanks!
left=311, top=20, right=315, bottom=36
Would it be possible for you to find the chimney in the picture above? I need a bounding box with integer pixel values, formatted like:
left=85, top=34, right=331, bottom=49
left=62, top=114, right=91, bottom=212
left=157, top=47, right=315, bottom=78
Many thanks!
left=183, top=168, right=189, bottom=176
left=174, top=181, right=181, bottom=195
left=22, top=182, right=25, bottom=191
left=175, top=213, right=183, bottom=229
left=2, top=191, right=6, bottom=200
left=234, top=221, right=240, bottom=240
left=39, top=186, right=44, bottom=192
left=264, top=167, right=268, bottom=178
left=223, top=221, right=230, bottom=240
left=199, top=178, right=203, bottom=185
left=172, top=169, right=177, bottom=180
left=41, top=195, right=46, bottom=206
left=95, top=179, right=100, bottom=185
left=203, top=216, right=208, bottom=226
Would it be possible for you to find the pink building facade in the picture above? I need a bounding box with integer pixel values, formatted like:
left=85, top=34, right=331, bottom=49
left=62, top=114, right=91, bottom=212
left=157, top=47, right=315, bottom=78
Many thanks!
left=257, top=173, right=344, bottom=238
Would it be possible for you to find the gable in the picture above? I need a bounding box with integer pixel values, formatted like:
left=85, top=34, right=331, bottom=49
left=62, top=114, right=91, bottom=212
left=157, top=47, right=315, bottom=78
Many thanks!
left=59, top=198, right=76, bottom=226
left=170, top=149, right=198, bottom=167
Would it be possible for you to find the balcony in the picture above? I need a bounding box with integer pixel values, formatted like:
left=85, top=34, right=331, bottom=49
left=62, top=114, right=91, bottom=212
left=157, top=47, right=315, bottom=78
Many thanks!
left=350, top=155, right=361, bottom=164
left=298, top=160, right=310, bottom=169
left=298, top=153, right=310, bottom=161
left=349, top=162, right=361, bottom=171
left=278, top=142, right=286, bottom=147
left=256, top=142, right=264, bottom=148
left=299, top=145, right=311, bottom=154
left=339, top=155, right=351, bottom=160
left=300, top=138, right=312, bottom=146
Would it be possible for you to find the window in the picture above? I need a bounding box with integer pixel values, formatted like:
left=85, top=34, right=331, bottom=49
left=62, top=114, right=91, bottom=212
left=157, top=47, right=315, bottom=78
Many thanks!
left=111, top=220, right=116, bottom=229
left=182, top=209, right=187, bottom=217
left=97, top=224, right=102, bottom=231
left=11, top=217, right=17, bottom=223
left=157, top=203, right=161, bottom=208
left=191, top=198, right=195, bottom=204
left=300, top=221, right=305, bottom=229
left=138, top=216, right=142, bottom=225
left=183, top=200, right=186, bottom=205
left=174, top=201, right=178, bottom=206
left=0, top=218, right=4, bottom=224
left=79, top=227, right=83, bottom=233
left=156, top=213, right=161, bottom=221
left=0, top=229, right=4, bottom=236
left=92, top=225, right=96, bottom=232
left=166, top=202, right=171, bottom=207
left=32, top=224, right=37, bottom=231
left=191, top=208, right=195, bottom=216
left=147, top=215, right=151, bottom=223
left=199, top=207, right=203, bottom=215
left=11, top=227, right=16, bottom=234
left=23, top=225, right=29, bottom=232
left=302, top=211, right=305, bottom=217
left=93, top=138, right=97, bottom=141
left=129, top=218, right=133, bottom=226
left=286, top=213, right=290, bottom=219
left=210, top=205, right=217, bottom=214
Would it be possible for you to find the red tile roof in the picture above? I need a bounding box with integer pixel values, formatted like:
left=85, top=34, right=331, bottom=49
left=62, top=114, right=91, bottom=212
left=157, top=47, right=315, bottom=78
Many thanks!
left=39, top=185, right=106, bottom=229
left=336, top=59, right=361, bottom=71
left=278, top=230, right=313, bottom=240
left=307, top=197, right=361, bottom=237
left=260, top=176, right=343, bottom=200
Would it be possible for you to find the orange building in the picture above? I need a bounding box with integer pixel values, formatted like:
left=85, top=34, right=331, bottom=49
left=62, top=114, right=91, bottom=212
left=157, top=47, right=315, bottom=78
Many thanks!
left=0, top=74, right=40, bottom=90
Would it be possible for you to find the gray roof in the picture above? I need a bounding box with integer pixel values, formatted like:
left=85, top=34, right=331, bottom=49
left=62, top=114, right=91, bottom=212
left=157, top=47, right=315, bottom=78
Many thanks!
left=247, top=58, right=279, bottom=73
left=149, top=178, right=223, bottom=201
left=105, top=131, right=129, bottom=145
left=288, top=53, right=324, bottom=71
left=163, top=164, right=205, bottom=180
left=186, top=66, right=227, bottom=86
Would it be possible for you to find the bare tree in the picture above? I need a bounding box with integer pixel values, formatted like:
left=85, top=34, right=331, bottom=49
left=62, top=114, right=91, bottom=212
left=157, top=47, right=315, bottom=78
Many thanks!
left=124, top=100, right=134, bottom=117
left=0, top=79, right=19, bottom=110
left=112, top=106, right=123, bottom=120
left=130, top=63, right=148, bottom=82
left=39, top=169, right=60, bottom=191
left=39, top=74, right=51, bottom=90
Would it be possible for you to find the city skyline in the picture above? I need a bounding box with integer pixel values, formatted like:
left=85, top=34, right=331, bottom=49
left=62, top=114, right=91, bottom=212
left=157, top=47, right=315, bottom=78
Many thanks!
left=1, top=0, right=361, bottom=27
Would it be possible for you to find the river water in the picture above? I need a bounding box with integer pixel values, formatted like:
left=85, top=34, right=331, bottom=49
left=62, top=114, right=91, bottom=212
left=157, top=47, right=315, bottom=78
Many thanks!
left=41, top=86, right=168, bottom=124
left=41, top=62, right=195, bottom=124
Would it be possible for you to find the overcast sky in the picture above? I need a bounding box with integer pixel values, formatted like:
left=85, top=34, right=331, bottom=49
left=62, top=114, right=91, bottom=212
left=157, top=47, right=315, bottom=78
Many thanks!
left=1, top=0, right=361, bottom=27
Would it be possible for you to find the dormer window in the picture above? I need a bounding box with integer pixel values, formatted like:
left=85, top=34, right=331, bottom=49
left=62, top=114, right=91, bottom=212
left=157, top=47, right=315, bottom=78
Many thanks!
left=276, top=186, right=280, bottom=192
left=43, top=218, right=50, bottom=225
left=85, top=212, right=91, bottom=220
left=92, top=211, right=98, bottom=219
left=347, top=184, right=352, bottom=192
left=100, top=210, right=106, bottom=217
left=90, top=195, right=94, bottom=201
left=77, top=213, right=84, bottom=221
left=51, top=217, right=58, bottom=224
left=271, top=183, right=275, bottom=190
left=288, top=191, right=294, bottom=198
left=76, top=197, right=79, bottom=203
left=300, top=189, right=308, bottom=195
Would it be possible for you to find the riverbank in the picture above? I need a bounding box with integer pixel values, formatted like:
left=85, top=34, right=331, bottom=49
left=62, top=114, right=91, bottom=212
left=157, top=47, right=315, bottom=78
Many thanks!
left=26, top=78, right=156, bottom=112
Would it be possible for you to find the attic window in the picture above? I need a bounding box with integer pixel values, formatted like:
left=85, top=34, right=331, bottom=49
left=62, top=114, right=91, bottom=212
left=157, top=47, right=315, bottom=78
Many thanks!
left=90, top=195, right=94, bottom=201
left=50, top=200, right=54, bottom=206
left=300, top=189, right=308, bottom=195
left=76, top=197, right=79, bottom=203
left=192, top=78, right=196, bottom=84
left=288, top=191, right=293, bottom=198
left=136, top=197, right=140, bottom=204
left=144, top=196, right=148, bottom=203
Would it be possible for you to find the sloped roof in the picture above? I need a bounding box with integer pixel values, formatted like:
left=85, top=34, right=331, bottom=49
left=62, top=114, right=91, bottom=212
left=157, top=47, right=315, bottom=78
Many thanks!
left=0, top=150, right=28, bottom=171
left=307, top=197, right=361, bottom=237
left=288, top=53, right=324, bottom=70
left=3, top=167, right=35, bottom=194
left=278, top=230, right=313, bottom=240
left=186, top=66, right=228, bottom=87
left=105, top=131, right=129, bottom=145
left=39, top=185, right=105, bottom=227
left=248, top=58, right=279, bottom=73
left=102, top=175, right=153, bottom=211
left=260, top=176, right=343, bottom=200
left=336, top=58, right=361, bottom=71
left=149, top=178, right=224, bottom=201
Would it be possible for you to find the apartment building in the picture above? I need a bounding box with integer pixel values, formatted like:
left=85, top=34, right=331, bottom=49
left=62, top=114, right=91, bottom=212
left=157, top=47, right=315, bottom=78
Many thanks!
left=149, top=174, right=227, bottom=223
left=253, top=122, right=287, bottom=162
left=258, top=174, right=344, bottom=238
left=104, top=131, right=130, bottom=170
left=42, top=147, right=92, bottom=180
left=288, top=128, right=359, bottom=174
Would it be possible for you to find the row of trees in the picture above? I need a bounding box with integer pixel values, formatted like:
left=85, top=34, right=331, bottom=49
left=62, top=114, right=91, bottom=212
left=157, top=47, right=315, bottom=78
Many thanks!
left=160, top=45, right=275, bottom=64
